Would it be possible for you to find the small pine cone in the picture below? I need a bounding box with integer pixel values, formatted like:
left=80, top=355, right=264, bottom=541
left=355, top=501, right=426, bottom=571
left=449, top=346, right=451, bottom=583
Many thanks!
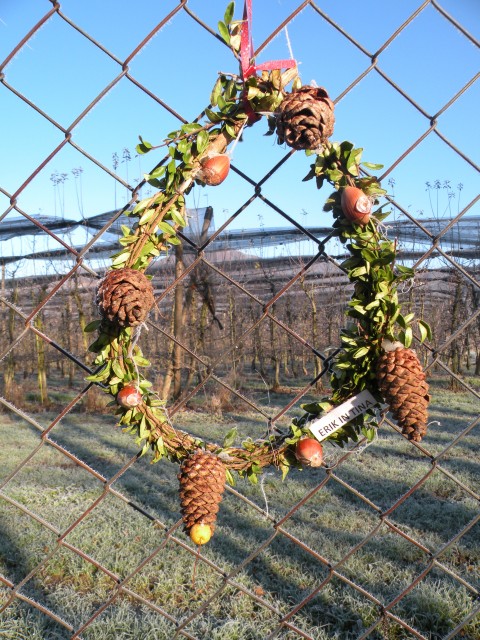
left=178, top=450, right=226, bottom=534
left=96, top=268, right=155, bottom=327
left=376, top=346, right=430, bottom=442
left=276, top=85, right=335, bottom=150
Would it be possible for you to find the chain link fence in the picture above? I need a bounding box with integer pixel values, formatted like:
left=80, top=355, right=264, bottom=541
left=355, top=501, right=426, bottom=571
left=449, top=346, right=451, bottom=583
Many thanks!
left=0, top=1, right=479, bottom=638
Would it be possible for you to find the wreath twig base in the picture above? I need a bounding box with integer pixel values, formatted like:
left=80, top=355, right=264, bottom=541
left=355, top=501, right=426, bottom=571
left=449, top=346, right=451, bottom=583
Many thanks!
left=87, top=2, right=432, bottom=544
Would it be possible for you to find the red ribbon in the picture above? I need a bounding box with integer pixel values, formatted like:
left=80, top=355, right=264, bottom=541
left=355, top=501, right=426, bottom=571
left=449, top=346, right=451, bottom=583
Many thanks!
left=240, top=0, right=296, bottom=121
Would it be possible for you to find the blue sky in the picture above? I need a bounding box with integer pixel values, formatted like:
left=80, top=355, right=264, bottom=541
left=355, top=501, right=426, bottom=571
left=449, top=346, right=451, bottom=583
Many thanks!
left=0, top=0, right=479, bottom=270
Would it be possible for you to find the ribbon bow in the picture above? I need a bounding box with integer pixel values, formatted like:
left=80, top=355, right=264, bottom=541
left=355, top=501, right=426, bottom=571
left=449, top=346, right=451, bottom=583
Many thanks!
left=240, top=0, right=296, bottom=120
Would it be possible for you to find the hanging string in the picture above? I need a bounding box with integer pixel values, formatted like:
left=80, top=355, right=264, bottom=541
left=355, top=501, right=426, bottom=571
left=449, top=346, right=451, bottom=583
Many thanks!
left=125, top=322, right=182, bottom=441
left=322, top=428, right=379, bottom=469
left=284, top=24, right=295, bottom=62
left=226, top=119, right=247, bottom=158
left=127, top=323, right=146, bottom=386
left=260, top=472, right=274, bottom=518
left=191, top=545, right=202, bottom=589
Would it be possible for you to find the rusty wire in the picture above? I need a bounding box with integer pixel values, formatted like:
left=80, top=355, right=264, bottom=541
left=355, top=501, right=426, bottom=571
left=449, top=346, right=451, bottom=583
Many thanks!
left=0, top=1, right=479, bottom=638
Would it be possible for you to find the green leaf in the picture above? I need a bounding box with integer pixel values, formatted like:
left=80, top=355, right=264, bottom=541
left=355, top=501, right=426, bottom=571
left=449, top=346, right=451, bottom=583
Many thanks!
left=346, top=155, right=359, bottom=176
left=242, top=438, right=255, bottom=452
left=396, top=265, right=415, bottom=276
left=418, top=320, right=432, bottom=343
left=147, top=178, right=164, bottom=189
left=86, top=363, right=111, bottom=383
left=210, top=77, right=223, bottom=107
left=158, top=221, right=175, bottom=236
left=353, top=346, right=370, bottom=359
left=118, top=235, right=136, bottom=247
left=361, top=249, right=377, bottom=263
left=181, top=123, right=202, bottom=134
left=132, top=197, right=152, bottom=215
left=224, top=79, right=236, bottom=101
left=361, top=162, right=384, bottom=170
left=340, top=141, right=354, bottom=155
left=341, top=256, right=362, bottom=270
left=223, top=427, right=237, bottom=448
left=376, top=251, right=396, bottom=266
left=279, top=456, right=291, bottom=481
left=111, top=359, right=124, bottom=379
left=361, top=426, right=377, bottom=442
left=318, top=401, right=334, bottom=412
left=224, top=2, right=234, bottom=25
left=297, top=403, right=318, bottom=416
left=136, top=137, right=153, bottom=155
left=353, top=304, right=366, bottom=315
left=225, top=468, right=235, bottom=486
left=84, top=320, right=102, bottom=333
left=302, top=168, right=315, bottom=182
left=139, top=441, right=150, bottom=457
left=196, top=129, right=209, bottom=154
left=170, top=209, right=186, bottom=227
left=335, top=361, right=352, bottom=370
left=397, top=312, right=414, bottom=329
left=350, top=266, right=368, bottom=278
left=205, top=108, right=223, bottom=123
left=139, top=208, right=155, bottom=226
left=139, top=414, right=149, bottom=439
left=404, top=326, right=413, bottom=348
left=147, top=166, right=166, bottom=180
left=133, top=354, right=151, bottom=367
left=111, top=251, right=130, bottom=266
left=399, top=327, right=413, bottom=348
left=225, top=122, right=236, bottom=137
left=218, top=20, right=230, bottom=45
left=138, top=240, right=157, bottom=258
left=326, top=168, right=343, bottom=183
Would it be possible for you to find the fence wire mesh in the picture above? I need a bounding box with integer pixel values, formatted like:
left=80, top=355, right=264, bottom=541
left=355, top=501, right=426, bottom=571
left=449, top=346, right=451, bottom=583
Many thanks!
left=0, top=1, right=479, bottom=638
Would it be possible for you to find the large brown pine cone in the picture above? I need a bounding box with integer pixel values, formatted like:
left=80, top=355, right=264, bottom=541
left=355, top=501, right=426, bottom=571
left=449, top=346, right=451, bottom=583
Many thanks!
left=376, top=346, right=430, bottom=442
left=96, top=268, right=155, bottom=327
left=276, top=85, right=335, bottom=150
left=178, top=450, right=226, bottom=533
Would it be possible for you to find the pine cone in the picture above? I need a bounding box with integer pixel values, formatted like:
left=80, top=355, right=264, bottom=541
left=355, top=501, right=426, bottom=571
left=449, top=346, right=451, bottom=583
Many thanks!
left=96, top=268, right=155, bottom=327
left=276, top=85, right=335, bottom=150
left=376, top=346, right=430, bottom=442
left=178, top=450, right=226, bottom=534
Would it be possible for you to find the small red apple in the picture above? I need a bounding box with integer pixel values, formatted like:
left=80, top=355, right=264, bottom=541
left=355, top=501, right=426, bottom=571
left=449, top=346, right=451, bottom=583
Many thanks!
left=199, top=154, right=230, bottom=186
left=116, top=384, right=143, bottom=409
left=341, top=186, right=372, bottom=226
left=295, top=438, right=323, bottom=468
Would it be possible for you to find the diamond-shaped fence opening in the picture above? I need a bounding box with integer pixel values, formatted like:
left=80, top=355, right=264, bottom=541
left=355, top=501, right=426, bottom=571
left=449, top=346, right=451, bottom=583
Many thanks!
left=0, top=1, right=479, bottom=638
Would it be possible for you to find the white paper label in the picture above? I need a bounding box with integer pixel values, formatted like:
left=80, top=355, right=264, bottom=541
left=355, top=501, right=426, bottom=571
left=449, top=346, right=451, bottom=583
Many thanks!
left=309, top=390, right=379, bottom=442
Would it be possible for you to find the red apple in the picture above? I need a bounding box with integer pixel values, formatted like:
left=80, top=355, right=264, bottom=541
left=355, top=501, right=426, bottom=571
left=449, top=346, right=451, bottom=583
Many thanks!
left=199, top=154, right=230, bottom=186
left=116, top=384, right=143, bottom=408
left=341, top=186, right=372, bottom=226
left=295, top=438, right=323, bottom=468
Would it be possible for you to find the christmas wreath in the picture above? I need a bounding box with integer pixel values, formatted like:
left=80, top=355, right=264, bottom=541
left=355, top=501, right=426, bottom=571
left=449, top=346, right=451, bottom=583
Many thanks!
left=85, top=2, right=431, bottom=546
